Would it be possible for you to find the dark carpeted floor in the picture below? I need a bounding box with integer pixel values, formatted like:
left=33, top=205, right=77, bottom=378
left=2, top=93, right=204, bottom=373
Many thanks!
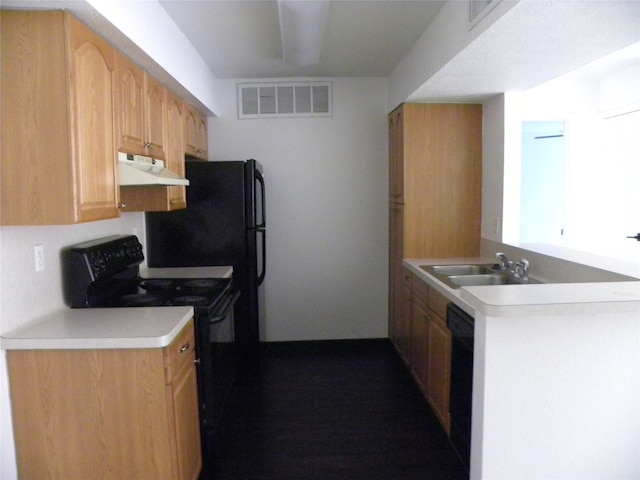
left=211, top=339, right=468, bottom=480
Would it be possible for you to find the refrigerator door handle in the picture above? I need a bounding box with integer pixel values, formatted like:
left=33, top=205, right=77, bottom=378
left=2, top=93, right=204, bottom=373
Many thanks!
left=257, top=226, right=266, bottom=286
left=256, top=170, right=266, bottom=229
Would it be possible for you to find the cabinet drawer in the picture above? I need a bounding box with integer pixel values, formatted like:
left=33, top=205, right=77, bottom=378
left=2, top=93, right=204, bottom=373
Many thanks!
left=164, top=320, right=195, bottom=383
left=411, top=275, right=430, bottom=306
left=428, top=288, right=449, bottom=320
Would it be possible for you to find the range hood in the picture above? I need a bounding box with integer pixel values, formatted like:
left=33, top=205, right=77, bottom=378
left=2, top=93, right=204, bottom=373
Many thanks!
left=118, top=152, right=189, bottom=187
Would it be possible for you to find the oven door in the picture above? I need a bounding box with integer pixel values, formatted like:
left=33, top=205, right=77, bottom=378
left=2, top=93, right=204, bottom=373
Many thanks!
left=195, top=289, right=240, bottom=429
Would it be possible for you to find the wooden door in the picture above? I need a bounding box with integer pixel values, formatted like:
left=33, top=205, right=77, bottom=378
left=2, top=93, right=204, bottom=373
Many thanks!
left=410, top=298, right=429, bottom=391
left=389, top=203, right=405, bottom=346
left=165, top=91, right=187, bottom=209
left=389, top=105, right=404, bottom=202
left=144, top=73, right=167, bottom=160
left=184, top=104, right=199, bottom=157
left=168, top=351, right=202, bottom=480
left=403, top=104, right=482, bottom=258
left=427, top=314, right=451, bottom=432
left=114, top=53, right=146, bottom=155
left=196, top=112, right=208, bottom=159
left=67, top=14, right=120, bottom=223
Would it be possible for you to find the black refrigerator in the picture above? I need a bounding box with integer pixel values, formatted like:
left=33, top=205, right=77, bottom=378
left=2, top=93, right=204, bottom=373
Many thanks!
left=145, top=159, right=265, bottom=382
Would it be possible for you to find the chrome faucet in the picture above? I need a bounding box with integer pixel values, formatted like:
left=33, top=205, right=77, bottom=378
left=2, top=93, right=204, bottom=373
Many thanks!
left=496, top=252, right=531, bottom=282
left=495, top=252, right=512, bottom=271
left=514, top=258, right=530, bottom=281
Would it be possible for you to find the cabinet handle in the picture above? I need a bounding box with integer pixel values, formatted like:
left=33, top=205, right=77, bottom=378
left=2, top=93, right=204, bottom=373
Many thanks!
left=179, top=341, right=190, bottom=353
left=118, top=202, right=126, bottom=209
left=144, top=142, right=153, bottom=149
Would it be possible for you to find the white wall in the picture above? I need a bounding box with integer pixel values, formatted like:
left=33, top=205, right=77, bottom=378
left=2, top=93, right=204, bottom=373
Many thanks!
left=0, top=214, right=145, bottom=480
left=474, top=309, right=640, bottom=479
left=209, top=78, right=389, bottom=341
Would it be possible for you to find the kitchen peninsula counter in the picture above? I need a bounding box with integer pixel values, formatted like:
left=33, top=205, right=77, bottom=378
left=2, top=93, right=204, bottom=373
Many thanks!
left=0, top=306, right=194, bottom=350
left=403, top=257, right=640, bottom=316
left=402, top=257, right=640, bottom=480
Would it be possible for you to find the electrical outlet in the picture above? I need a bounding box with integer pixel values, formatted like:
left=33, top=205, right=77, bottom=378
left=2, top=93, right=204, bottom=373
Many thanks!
left=34, top=244, right=45, bottom=272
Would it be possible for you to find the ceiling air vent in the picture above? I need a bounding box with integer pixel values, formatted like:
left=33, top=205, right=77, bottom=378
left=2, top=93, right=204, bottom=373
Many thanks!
left=238, top=82, right=332, bottom=119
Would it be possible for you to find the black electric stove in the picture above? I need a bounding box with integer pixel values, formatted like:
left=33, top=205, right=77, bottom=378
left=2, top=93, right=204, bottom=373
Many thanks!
left=62, top=235, right=232, bottom=315
left=62, top=235, right=239, bottom=479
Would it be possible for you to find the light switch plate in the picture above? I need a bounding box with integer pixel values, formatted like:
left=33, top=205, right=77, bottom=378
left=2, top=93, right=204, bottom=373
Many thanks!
left=34, top=244, right=45, bottom=272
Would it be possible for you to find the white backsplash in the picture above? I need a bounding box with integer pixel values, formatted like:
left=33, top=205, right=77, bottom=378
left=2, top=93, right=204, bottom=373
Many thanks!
left=481, top=239, right=640, bottom=282
left=0, top=213, right=145, bottom=334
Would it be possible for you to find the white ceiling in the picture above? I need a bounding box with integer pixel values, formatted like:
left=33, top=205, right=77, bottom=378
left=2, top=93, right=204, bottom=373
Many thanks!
left=158, top=0, right=640, bottom=102
left=2, top=0, right=640, bottom=104
left=157, top=0, right=446, bottom=78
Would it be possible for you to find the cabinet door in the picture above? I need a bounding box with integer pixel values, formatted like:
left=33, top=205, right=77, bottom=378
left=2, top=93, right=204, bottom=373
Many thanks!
left=427, top=313, right=451, bottom=432
left=169, top=350, right=202, bottom=480
left=165, top=321, right=202, bottom=480
left=403, top=103, right=482, bottom=258
left=184, top=105, right=198, bottom=157
left=145, top=73, right=167, bottom=160
left=165, top=92, right=187, bottom=210
left=7, top=347, right=173, bottom=479
left=389, top=106, right=404, bottom=202
left=388, top=204, right=405, bottom=348
left=114, top=53, right=146, bottom=155
left=196, top=114, right=208, bottom=159
left=395, top=282, right=412, bottom=363
left=184, top=104, right=208, bottom=160
left=67, top=14, right=120, bottom=223
left=410, top=298, right=429, bottom=391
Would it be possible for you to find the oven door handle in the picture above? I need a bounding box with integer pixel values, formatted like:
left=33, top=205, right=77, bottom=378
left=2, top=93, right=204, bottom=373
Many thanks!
left=209, top=290, right=241, bottom=325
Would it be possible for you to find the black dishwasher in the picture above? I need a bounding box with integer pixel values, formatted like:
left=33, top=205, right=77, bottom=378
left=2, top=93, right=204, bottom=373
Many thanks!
left=447, top=302, right=474, bottom=471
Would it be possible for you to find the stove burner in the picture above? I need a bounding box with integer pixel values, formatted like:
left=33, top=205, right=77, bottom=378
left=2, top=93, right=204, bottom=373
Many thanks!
left=172, top=295, right=209, bottom=306
left=139, top=279, right=173, bottom=290
left=119, top=293, right=163, bottom=306
left=182, top=279, right=222, bottom=289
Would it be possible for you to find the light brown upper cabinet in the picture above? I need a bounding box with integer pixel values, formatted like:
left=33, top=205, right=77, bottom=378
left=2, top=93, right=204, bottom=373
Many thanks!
left=388, top=103, right=482, bottom=260
left=120, top=89, right=187, bottom=211
left=184, top=104, right=208, bottom=160
left=388, top=106, right=405, bottom=203
left=144, top=73, right=168, bottom=160
left=1, top=10, right=120, bottom=225
left=113, top=53, right=146, bottom=156
left=164, top=91, right=188, bottom=210
left=114, top=53, right=168, bottom=160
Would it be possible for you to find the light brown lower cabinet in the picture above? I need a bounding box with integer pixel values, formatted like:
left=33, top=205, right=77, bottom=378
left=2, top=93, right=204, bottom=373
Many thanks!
left=426, top=310, right=452, bottom=431
left=402, top=270, right=452, bottom=434
left=6, top=320, right=201, bottom=480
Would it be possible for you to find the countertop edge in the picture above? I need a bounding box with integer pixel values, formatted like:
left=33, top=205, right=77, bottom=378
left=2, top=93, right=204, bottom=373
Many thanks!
left=0, top=307, right=195, bottom=350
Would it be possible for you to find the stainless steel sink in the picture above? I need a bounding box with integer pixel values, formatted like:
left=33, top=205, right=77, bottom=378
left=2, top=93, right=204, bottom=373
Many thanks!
left=427, top=264, right=497, bottom=276
left=420, top=263, right=541, bottom=289
left=448, top=273, right=524, bottom=287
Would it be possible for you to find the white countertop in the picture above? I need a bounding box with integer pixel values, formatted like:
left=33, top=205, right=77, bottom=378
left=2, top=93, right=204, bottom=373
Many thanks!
left=0, top=307, right=194, bottom=350
left=1, top=266, right=232, bottom=351
left=403, top=257, right=640, bottom=317
left=141, top=265, right=233, bottom=279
